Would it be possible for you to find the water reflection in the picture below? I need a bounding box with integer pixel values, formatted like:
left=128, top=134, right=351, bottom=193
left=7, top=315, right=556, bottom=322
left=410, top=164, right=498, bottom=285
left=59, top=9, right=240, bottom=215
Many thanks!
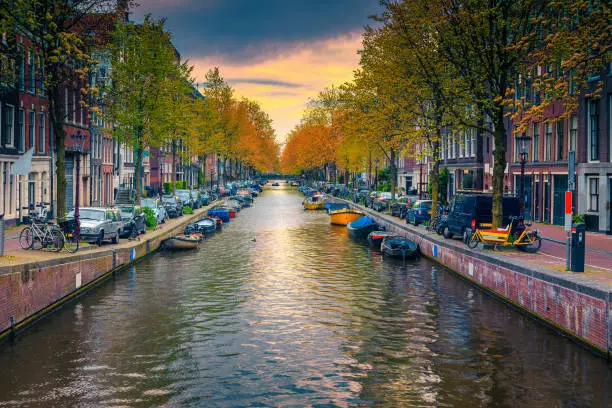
left=0, top=189, right=609, bottom=407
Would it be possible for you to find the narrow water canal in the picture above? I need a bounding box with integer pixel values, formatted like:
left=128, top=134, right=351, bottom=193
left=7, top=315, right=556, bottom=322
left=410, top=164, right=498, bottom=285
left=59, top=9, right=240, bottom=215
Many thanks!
left=0, top=188, right=610, bottom=407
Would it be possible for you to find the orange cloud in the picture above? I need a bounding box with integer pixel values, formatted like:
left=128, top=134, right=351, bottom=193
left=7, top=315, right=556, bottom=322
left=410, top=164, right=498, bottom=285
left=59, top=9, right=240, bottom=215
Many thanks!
left=191, top=32, right=362, bottom=142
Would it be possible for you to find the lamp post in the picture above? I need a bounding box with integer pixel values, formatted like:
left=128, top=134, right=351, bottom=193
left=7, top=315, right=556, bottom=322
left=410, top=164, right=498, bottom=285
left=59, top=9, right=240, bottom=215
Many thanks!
left=72, top=131, right=87, bottom=241
left=516, top=133, right=532, bottom=219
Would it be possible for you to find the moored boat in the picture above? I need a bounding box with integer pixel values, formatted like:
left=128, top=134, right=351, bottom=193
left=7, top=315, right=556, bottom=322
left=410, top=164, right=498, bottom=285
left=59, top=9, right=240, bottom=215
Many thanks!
left=367, top=231, right=398, bottom=250
left=192, top=217, right=217, bottom=233
left=329, top=208, right=363, bottom=226
left=208, top=208, right=230, bottom=222
left=347, top=216, right=379, bottom=239
left=381, top=236, right=419, bottom=259
left=325, top=202, right=350, bottom=213
left=163, top=234, right=200, bottom=250
left=303, top=194, right=328, bottom=210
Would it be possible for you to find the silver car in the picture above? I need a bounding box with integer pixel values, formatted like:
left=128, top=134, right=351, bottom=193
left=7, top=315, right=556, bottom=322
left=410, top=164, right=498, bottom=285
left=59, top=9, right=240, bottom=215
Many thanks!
left=141, top=198, right=167, bottom=224
left=71, top=208, right=123, bottom=246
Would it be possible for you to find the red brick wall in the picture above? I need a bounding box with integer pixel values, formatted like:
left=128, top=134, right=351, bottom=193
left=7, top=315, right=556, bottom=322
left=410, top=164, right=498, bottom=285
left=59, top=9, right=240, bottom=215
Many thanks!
left=364, top=207, right=611, bottom=356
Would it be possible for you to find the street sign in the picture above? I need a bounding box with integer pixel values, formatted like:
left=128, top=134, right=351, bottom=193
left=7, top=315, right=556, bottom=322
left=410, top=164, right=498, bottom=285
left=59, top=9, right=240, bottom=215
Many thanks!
left=568, top=150, right=575, bottom=191
left=564, top=191, right=572, bottom=232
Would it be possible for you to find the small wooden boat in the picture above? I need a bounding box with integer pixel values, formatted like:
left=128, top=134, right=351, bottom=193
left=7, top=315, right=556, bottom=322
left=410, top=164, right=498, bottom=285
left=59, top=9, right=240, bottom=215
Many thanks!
left=329, top=208, right=363, bottom=226
left=367, top=231, right=398, bottom=250
left=381, top=236, right=419, bottom=259
left=303, top=194, right=328, bottom=210
left=164, top=234, right=200, bottom=250
left=347, top=216, right=379, bottom=239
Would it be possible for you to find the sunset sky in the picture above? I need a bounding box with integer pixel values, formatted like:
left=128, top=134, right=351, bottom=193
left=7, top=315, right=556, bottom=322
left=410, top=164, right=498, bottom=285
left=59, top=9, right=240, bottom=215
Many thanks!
left=134, top=0, right=382, bottom=141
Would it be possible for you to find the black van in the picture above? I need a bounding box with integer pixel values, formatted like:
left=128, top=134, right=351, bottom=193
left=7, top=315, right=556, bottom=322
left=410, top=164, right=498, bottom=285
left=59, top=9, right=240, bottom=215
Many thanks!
left=443, top=193, right=521, bottom=242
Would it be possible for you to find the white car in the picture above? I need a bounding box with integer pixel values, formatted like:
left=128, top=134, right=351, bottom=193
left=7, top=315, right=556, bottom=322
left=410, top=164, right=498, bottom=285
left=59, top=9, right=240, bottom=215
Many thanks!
left=141, top=198, right=167, bottom=224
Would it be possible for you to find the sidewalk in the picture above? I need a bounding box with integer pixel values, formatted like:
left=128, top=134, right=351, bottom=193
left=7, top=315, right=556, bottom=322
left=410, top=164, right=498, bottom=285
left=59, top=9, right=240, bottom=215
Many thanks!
left=0, top=204, right=213, bottom=268
left=371, top=209, right=612, bottom=289
left=532, top=222, right=612, bottom=254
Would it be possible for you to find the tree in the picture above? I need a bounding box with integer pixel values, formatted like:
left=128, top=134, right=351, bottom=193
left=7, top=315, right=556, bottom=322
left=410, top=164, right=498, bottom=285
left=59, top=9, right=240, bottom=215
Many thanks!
left=1, top=0, right=129, bottom=217
left=432, top=0, right=548, bottom=227
left=109, top=15, right=192, bottom=203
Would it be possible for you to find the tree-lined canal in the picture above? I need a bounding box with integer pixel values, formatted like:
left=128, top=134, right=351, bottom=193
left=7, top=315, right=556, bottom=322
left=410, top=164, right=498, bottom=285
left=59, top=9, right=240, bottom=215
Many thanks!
left=0, top=188, right=610, bottom=407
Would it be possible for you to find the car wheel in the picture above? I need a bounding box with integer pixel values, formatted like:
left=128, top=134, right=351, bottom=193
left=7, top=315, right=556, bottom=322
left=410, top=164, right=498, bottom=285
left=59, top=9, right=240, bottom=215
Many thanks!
left=97, top=230, right=104, bottom=246
left=443, top=227, right=453, bottom=239
left=112, top=230, right=120, bottom=244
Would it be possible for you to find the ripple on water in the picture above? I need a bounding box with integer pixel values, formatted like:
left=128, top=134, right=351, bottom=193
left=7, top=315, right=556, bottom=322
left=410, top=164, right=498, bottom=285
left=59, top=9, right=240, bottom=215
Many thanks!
left=0, top=190, right=610, bottom=407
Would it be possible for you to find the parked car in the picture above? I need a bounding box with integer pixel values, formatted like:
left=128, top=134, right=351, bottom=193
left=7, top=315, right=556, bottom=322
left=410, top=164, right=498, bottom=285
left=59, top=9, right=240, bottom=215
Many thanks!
left=118, top=205, right=147, bottom=238
left=72, top=208, right=123, bottom=246
left=371, top=192, right=394, bottom=212
left=198, top=191, right=210, bottom=206
left=141, top=198, right=167, bottom=224
left=175, top=189, right=194, bottom=209
left=390, top=195, right=420, bottom=218
left=406, top=200, right=433, bottom=226
left=443, top=193, right=521, bottom=243
left=162, top=195, right=183, bottom=218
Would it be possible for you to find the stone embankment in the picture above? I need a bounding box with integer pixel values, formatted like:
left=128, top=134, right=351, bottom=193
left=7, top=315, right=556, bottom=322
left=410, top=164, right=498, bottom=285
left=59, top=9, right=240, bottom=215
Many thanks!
left=0, top=204, right=216, bottom=342
left=345, top=200, right=612, bottom=358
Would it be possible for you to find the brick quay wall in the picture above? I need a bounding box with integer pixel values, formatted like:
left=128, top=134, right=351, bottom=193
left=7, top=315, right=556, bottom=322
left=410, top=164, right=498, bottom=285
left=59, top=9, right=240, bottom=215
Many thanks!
left=0, top=205, right=214, bottom=342
left=343, top=200, right=611, bottom=358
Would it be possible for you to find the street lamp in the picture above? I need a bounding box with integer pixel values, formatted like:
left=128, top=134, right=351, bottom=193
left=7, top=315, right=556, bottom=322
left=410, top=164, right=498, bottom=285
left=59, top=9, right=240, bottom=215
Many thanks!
left=72, top=130, right=87, bottom=241
left=516, top=132, right=532, bottom=219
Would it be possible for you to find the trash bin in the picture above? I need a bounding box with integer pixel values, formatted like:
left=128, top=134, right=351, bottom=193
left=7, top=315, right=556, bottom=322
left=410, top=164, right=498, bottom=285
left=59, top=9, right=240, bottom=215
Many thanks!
left=571, top=223, right=586, bottom=272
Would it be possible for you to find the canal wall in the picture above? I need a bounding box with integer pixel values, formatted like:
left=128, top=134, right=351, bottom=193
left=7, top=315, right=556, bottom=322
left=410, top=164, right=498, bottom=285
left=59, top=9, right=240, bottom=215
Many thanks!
left=346, top=202, right=612, bottom=358
left=0, top=205, right=214, bottom=342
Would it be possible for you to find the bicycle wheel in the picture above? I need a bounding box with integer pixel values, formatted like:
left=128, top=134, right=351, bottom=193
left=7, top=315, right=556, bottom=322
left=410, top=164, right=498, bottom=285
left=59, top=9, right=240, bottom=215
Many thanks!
left=467, top=232, right=480, bottom=249
left=19, top=227, right=34, bottom=250
left=49, top=230, right=64, bottom=253
left=518, top=233, right=542, bottom=253
left=63, top=231, right=80, bottom=253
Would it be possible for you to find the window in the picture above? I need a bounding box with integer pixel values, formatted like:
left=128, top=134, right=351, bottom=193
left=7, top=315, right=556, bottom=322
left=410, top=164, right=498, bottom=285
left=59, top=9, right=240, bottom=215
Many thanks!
left=38, top=112, right=45, bottom=153
left=589, top=178, right=599, bottom=211
left=588, top=99, right=599, bottom=161
left=533, top=123, right=540, bottom=162
left=486, top=137, right=490, bottom=154
left=72, top=91, right=76, bottom=123
left=27, top=52, right=35, bottom=92
left=2, top=104, right=14, bottom=147
left=569, top=115, right=577, bottom=152
left=556, top=120, right=564, bottom=160
left=65, top=88, right=69, bottom=122
left=544, top=124, right=552, bottom=161
left=451, top=135, right=456, bottom=158
left=28, top=111, right=35, bottom=150
left=37, top=55, right=44, bottom=95
left=18, top=109, right=24, bottom=152
left=470, top=129, right=476, bottom=157
left=18, top=55, right=24, bottom=91
left=459, top=133, right=464, bottom=158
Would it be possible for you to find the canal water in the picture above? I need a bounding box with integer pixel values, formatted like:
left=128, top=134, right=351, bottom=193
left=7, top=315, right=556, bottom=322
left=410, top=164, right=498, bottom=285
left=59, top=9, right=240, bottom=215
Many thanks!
left=0, top=188, right=610, bottom=407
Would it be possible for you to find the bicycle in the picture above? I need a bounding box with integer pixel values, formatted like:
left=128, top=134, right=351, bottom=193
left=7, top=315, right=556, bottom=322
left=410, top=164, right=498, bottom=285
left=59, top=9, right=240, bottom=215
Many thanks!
left=19, top=204, right=64, bottom=252
left=466, top=216, right=542, bottom=253
left=57, top=216, right=80, bottom=253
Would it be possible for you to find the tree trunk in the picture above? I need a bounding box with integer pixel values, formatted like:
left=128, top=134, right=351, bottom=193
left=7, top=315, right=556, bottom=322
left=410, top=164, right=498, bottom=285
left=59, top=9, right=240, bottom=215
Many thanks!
left=134, top=145, right=143, bottom=205
left=430, top=139, right=440, bottom=216
left=390, top=147, right=397, bottom=200
left=492, top=108, right=507, bottom=228
left=368, top=151, right=372, bottom=189
left=171, top=139, right=177, bottom=194
left=49, top=89, right=67, bottom=217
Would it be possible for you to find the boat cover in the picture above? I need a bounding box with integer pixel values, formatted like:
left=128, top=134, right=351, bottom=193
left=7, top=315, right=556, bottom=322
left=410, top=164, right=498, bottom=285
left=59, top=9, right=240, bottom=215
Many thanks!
left=348, top=216, right=377, bottom=229
left=326, top=202, right=350, bottom=211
